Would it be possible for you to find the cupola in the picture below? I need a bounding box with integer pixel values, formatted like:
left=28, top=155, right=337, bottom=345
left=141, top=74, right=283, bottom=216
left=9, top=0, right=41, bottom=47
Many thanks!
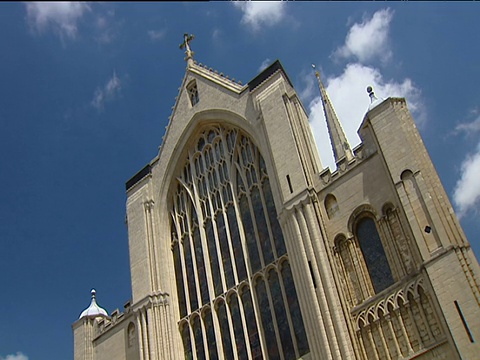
left=79, top=289, right=108, bottom=319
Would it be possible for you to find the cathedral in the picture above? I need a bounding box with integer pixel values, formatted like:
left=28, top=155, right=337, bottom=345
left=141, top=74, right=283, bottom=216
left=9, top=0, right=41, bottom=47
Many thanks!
left=73, top=35, right=480, bottom=360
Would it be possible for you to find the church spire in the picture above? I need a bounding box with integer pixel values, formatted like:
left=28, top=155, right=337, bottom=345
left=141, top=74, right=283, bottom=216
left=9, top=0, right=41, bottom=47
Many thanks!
left=179, top=33, right=195, bottom=67
left=312, top=64, right=353, bottom=163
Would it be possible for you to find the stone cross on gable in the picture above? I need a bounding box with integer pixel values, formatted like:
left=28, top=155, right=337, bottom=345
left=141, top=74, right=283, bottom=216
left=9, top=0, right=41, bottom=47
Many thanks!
left=179, top=33, right=195, bottom=63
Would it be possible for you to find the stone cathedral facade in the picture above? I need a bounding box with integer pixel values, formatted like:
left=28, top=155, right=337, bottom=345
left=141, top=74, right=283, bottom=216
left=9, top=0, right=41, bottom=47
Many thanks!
left=73, top=39, right=480, bottom=360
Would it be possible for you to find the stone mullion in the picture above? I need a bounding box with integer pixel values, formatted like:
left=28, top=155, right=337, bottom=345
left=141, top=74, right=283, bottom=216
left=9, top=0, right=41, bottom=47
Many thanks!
left=299, top=203, right=341, bottom=359
left=355, top=236, right=375, bottom=298
left=406, top=300, right=423, bottom=350
left=395, top=306, right=414, bottom=354
left=291, top=208, right=332, bottom=359
left=379, top=217, right=403, bottom=279
left=375, top=318, right=392, bottom=360
left=147, top=305, right=157, bottom=360
left=154, top=304, right=164, bottom=359
left=385, top=313, right=402, bottom=358
left=144, top=201, right=155, bottom=292
left=415, top=294, right=434, bottom=345
left=395, top=182, right=430, bottom=261
left=309, top=198, right=358, bottom=359
left=164, top=301, right=174, bottom=357
left=282, top=214, right=324, bottom=359
left=141, top=308, right=150, bottom=360
left=346, top=238, right=368, bottom=301
left=356, top=329, right=369, bottom=360
left=365, top=325, right=380, bottom=360
left=334, top=247, right=353, bottom=307
left=423, top=291, right=444, bottom=340
left=135, top=312, right=145, bottom=360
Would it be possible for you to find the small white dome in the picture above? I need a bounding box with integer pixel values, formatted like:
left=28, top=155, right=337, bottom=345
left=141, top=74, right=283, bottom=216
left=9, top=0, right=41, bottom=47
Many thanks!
left=79, top=289, right=108, bottom=319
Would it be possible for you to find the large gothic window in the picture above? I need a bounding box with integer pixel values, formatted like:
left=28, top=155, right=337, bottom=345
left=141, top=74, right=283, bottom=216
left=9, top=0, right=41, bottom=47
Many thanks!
left=356, top=217, right=394, bottom=293
left=171, top=125, right=309, bottom=359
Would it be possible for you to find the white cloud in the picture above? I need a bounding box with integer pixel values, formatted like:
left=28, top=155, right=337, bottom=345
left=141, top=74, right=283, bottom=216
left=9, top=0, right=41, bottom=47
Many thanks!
left=91, top=71, right=122, bottom=111
left=333, top=8, right=394, bottom=64
left=233, top=1, right=286, bottom=31
left=0, top=352, right=29, bottom=360
left=25, top=2, right=90, bottom=39
left=212, top=28, right=221, bottom=41
left=148, top=29, right=166, bottom=41
left=455, top=116, right=480, bottom=135
left=258, top=58, right=272, bottom=72
left=308, top=63, right=423, bottom=171
left=453, top=143, right=480, bottom=218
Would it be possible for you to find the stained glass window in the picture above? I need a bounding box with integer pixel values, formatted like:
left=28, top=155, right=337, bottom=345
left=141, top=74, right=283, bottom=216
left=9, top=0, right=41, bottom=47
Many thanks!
left=171, top=125, right=309, bottom=360
left=357, top=217, right=394, bottom=293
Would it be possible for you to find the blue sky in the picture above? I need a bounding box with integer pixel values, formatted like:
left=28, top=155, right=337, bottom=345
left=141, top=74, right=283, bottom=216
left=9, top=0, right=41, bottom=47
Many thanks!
left=1, top=2, right=479, bottom=359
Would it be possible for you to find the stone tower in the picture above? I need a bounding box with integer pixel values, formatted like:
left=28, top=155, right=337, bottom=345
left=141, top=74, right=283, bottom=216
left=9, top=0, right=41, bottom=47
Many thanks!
left=73, top=38, right=480, bottom=359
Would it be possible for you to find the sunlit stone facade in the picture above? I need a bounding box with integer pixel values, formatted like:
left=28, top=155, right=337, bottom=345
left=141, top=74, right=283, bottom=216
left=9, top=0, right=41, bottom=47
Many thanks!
left=73, top=57, right=480, bottom=360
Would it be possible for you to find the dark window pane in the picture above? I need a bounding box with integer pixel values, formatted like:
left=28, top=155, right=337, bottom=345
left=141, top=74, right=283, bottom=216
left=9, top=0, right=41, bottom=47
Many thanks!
left=228, top=204, right=247, bottom=282
left=183, top=234, right=198, bottom=311
left=173, top=240, right=187, bottom=318
left=217, top=302, right=234, bottom=359
left=281, top=262, right=309, bottom=356
left=206, top=219, right=222, bottom=296
left=256, top=278, right=280, bottom=360
left=204, top=309, right=218, bottom=360
left=229, top=295, right=248, bottom=360
left=241, top=288, right=262, bottom=360
left=192, top=316, right=205, bottom=360
left=181, top=323, right=193, bottom=360
left=251, top=187, right=274, bottom=265
left=262, top=178, right=286, bottom=257
left=193, top=224, right=209, bottom=305
left=240, top=195, right=261, bottom=273
left=357, top=217, right=394, bottom=293
left=216, top=213, right=235, bottom=288
left=268, top=269, right=295, bottom=359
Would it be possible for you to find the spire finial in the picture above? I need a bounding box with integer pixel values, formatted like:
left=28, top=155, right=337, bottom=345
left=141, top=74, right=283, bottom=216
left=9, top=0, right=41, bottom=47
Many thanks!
left=312, top=64, right=354, bottom=164
left=366, top=85, right=384, bottom=111
left=367, top=86, right=378, bottom=102
left=91, top=289, right=96, bottom=299
left=179, top=33, right=195, bottom=66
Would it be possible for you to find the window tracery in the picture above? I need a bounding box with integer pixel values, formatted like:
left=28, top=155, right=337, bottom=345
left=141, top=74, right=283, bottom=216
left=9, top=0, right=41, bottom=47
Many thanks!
left=170, top=124, right=309, bottom=359
left=187, top=80, right=199, bottom=106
